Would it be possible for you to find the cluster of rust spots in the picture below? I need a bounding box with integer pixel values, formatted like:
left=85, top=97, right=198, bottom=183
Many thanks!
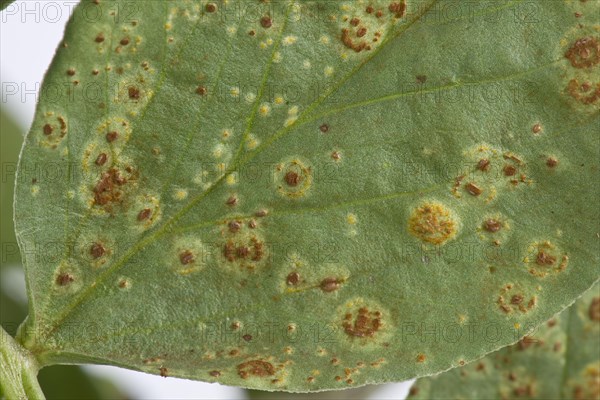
left=567, top=79, right=600, bottom=104
left=408, top=202, right=457, bottom=245
left=56, top=272, right=74, bottom=286
left=237, top=360, right=274, bottom=379
left=502, top=153, right=528, bottom=186
left=483, top=218, right=502, bottom=233
left=572, top=365, right=600, bottom=400
left=93, top=168, right=127, bottom=206
left=389, top=1, right=407, bottom=18
left=223, top=237, right=264, bottom=263
left=320, top=277, right=342, bottom=292
left=497, top=284, right=536, bottom=314
left=565, top=36, right=600, bottom=69
left=589, top=297, right=600, bottom=321
left=517, top=335, right=539, bottom=351
left=41, top=116, right=67, bottom=143
left=527, top=241, right=568, bottom=277
left=343, top=307, right=382, bottom=338
left=340, top=2, right=404, bottom=53
left=90, top=242, right=106, bottom=259
left=513, top=384, right=535, bottom=397
left=179, top=250, right=195, bottom=265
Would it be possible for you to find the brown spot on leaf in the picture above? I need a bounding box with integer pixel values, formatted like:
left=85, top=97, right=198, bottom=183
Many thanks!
left=205, top=3, right=217, bottom=13
left=43, top=124, right=53, bottom=136
left=341, top=28, right=368, bottom=52
left=179, top=250, right=195, bottom=265
left=138, top=208, right=151, bottom=221
left=320, top=277, right=341, bottom=292
left=567, top=79, right=600, bottom=104
left=389, top=1, right=407, bottom=18
left=320, top=123, right=329, bottom=133
left=106, top=131, right=118, bottom=142
left=465, top=182, right=482, bottom=196
left=237, top=360, right=275, bottom=379
left=159, top=367, right=168, bottom=377
left=128, top=86, right=140, bottom=100
left=95, top=33, right=105, bottom=43
left=242, top=334, right=252, bottom=342
left=536, top=250, right=556, bottom=266
left=226, top=196, right=238, bottom=206
left=196, top=86, right=207, bottom=96
left=93, top=168, right=127, bottom=206
left=532, top=123, right=542, bottom=134
left=284, top=171, right=301, bottom=187
left=416, top=354, right=426, bottom=363
left=209, top=370, right=221, bottom=377
left=228, top=220, right=241, bottom=233
left=260, top=16, right=272, bottom=28
left=95, top=153, right=108, bottom=166
left=565, top=36, right=600, bottom=68
left=503, top=165, right=517, bottom=176
left=483, top=219, right=502, bottom=233
left=67, top=68, right=76, bottom=76
left=56, top=273, right=74, bottom=286
left=546, top=157, right=559, bottom=168
left=286, top=272, right=300, bottom=286
left=90, top=242, right=105, bottom=259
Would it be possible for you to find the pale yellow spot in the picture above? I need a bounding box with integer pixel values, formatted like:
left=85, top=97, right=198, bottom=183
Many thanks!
left=165, top=23, right=172, bottom=30
left=174, top=189, right=188, bottom=201
left=246, top=134, right=259, bottom=150
left=31, top=186, right=39, bottom=195
left=514, top=323, right=521, bottom=329
left=274, top=96, right=285, bottom=105
left=288, top=105, right=299, bottom=115
left=230, top=87, right=240, bottom=97
left=213, top=144, right=225, bottom=159
left=273, top=51, right=282, bottom=63
left=319, top=35, right=330, bottom=44
left=67, top=190, right=75, bottom=199
left=284, top=116, right=298, bottom=127
left=347, top=213, right=357, bottom=225
left=303, top=60, right=311, bottom=69
left=245, top=92, right=256, bottom=103
left=324, top=66, right=334, bottom=76
left=226, top=26, right=237, bottom=35
left=340, top=4, right=350, bottom=11
left=259, top=103, right=271, bottom=116
left=226, top=174, right=237, bottom=186
left=222, top=129, right=232, bottom=139
left=266, top=38, right=274, bottom=46
left=259, top=41, right=268, bottom=49
left=283, top=35, right=297, bottom=45
left=341, top=52, right=349, bottom=60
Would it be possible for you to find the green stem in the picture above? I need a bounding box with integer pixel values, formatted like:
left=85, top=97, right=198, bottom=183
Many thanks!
left=0, top=325, right=45, bottom=400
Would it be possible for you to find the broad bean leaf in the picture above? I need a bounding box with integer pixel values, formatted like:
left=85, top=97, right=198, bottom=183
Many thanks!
left=14, top=0, right=600, bottom=392
left=409, top=283, right=600, bottom=399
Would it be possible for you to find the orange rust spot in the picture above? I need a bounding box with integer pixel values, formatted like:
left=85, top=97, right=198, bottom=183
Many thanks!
left=565, top=36, right=600, bottom=68
left=284, top=171, right=301, bottom=187
left=408, top=202, right=457, bottom=245
left=341, top=29, right=368, bottom=53
left=416, top=354, right=426, bottom=363
left=503, top=165, right=517, bottom=176
left=106, top=131, right=118, bottom=142
left=237, top=360, right=275, bottom=379
left=196, top=86, right=207, bottom=96
left=546, top=157, right=559, bottom=168
left=536, top=250, right=556, bottom=266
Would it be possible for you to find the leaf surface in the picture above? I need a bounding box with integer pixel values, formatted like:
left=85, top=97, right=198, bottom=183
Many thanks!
left=14, top=0, right=600, bottom=392
left=409, top=283, right=600, bottom=400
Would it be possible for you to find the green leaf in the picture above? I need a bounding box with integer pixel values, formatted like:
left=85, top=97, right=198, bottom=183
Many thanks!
left=408, top=283, right=600, bottom=399
left=14, top=0, right=600, bottom=392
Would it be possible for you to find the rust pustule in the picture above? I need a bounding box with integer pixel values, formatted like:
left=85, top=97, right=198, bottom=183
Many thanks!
left=565, top=36, right=600, bottom=68
left=237, top=360, right=275, bottom=379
